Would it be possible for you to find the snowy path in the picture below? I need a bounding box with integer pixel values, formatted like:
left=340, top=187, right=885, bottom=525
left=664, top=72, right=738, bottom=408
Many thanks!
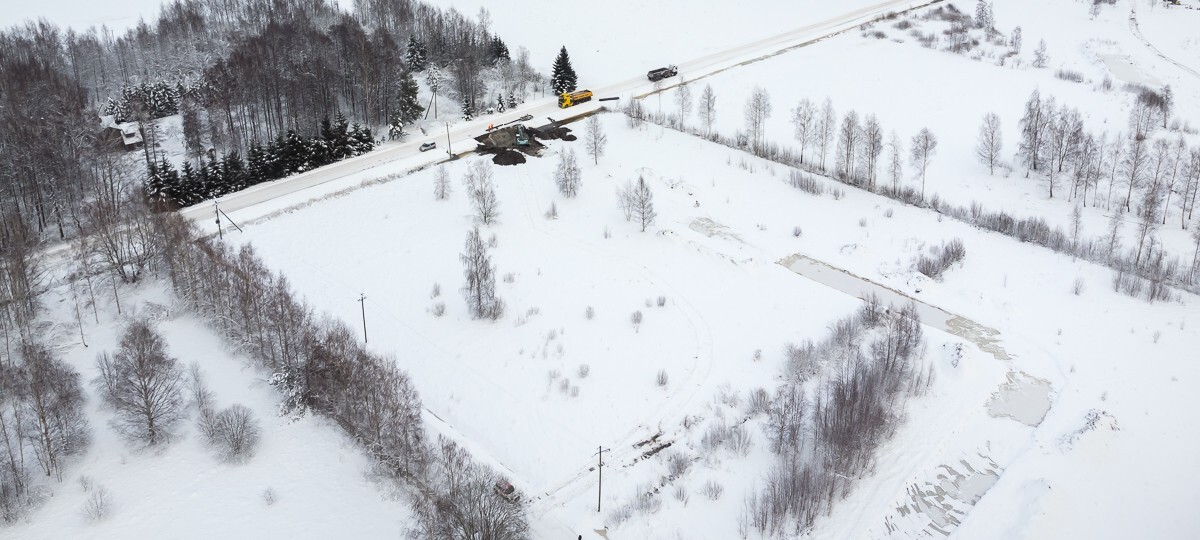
left=1128, top=0, right=1200, bottom=81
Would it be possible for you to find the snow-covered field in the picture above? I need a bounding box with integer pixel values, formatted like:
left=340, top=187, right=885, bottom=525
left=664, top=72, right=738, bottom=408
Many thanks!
left=5, top=283, right=411, bottom=539
left=7, top=0, right=1200, bottom=538
left=209, top=106, right=1200, bottom=537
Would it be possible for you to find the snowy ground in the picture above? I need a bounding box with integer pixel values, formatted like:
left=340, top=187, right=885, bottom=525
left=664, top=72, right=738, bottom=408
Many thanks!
left=7, top=0, right=1200, bottom=538
left=659, top=0, right=1200, bottom=258
left=5, top=280, right=411, bottom=539
left=206, top=104, right=1200, bottom=538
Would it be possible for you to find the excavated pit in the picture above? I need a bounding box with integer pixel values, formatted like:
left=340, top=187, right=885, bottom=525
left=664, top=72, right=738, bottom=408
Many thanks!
left=473, top=123, right=576, bottom=165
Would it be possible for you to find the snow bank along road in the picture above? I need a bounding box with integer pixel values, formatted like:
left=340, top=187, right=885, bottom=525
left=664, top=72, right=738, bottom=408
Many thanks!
left=178, top=0, right=941, bottom=223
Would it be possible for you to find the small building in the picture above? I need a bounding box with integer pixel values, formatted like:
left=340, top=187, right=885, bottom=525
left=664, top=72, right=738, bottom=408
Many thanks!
left=99, top=114, right=144, bottom=149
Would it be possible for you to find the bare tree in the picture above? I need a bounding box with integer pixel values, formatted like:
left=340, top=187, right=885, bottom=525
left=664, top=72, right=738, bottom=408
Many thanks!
left=1106, top=207, right=1125, bottom=262
left=19, top=343, right=89, bottom=481
left=1017, top=90, right=1053, bottom=173
left=1180, top=148, right=1200, bottom=228
left=409, top=436, right=529, bottom=540
left=910, top=128, right=938, bottom=200
left=888, top=131, right=904, bottom=195
left=619, top=177, right=657, bottom=232
left=467, top=160, right=500, bottom=225
left=1033, top=39, right=1049, bottom=68
left=976, top=112, right=1003, bottom=175
left=94, top=321, right=186, bottom=446
left=1122, top=136, right=1148, bottom=212
left=1162, top=137, right=1187, bottom=225
left=461, top=227, right=503, bottom=320
left=791, top=99, right=816, bottom=165
left=674, top=79, right=693, bottom=128
left=744, top=87, right=772, bottom=154
left=835, top=111, right=861, bottom=182
left=585, top=115, right=607, bottom=165
left=816, top=98, right=836, bottom=172
left=555, top=148, right=582, bottom=197
left=211, top=404, right=261, bottom=463
left=860, top=114, right=884, bottom=190
left=698, top=84, right=717, bottom=137
left=434, top=165, right=451, bottom=201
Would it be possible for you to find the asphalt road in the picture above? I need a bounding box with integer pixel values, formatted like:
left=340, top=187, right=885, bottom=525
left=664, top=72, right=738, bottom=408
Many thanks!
left=178, top=0, right=941, bottom=224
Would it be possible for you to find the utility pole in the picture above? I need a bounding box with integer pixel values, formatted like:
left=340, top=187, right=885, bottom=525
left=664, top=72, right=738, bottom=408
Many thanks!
left=357, top=293, right=368, bottom=343
left=594, top=446, right=610, bottom=513
left=214, top=202, right=223, bottom=239
left=445, top=122, right=452, bottom=156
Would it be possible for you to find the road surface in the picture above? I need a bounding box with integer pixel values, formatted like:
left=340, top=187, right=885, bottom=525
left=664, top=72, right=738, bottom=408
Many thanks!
left=179, top=0, right=942, bottom=224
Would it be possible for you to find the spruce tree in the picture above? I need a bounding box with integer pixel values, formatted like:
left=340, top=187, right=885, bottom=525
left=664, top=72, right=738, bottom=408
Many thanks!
left=397, top=70, right=424, bottom=123
left=490, top=37, right=510, bottom=65
left=316, top=115, right=335, bottom=165
left=179, top=161, right=196, bottom=205
left=246, top=142, right=266, bottom=185
left=462, top=96, right=476, bottom=120
left=333, top=113, right=353, bottom=159
left=508, top=93, right=517, bottom=110
left=223, top=151, right=246, bottom=193
left=405, top=35, right=428, bottom=71
left=159, top=157, right=181, bottom=206
left=550, top=46, right=577, bottom=95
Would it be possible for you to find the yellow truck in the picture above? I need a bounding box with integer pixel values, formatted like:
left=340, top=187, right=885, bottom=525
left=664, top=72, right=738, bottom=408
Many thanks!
left=558, top=89, right=593, bottom=108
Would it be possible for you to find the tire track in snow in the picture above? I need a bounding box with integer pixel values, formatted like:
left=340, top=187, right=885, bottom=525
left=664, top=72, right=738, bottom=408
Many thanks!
left=1128, top=1, right=1200, bottom=81
left=513, top=166, right=716, bottom=519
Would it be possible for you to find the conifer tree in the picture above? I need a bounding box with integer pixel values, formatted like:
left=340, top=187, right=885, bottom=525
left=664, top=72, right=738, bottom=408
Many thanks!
left=550, top=46, right=578, bottom=95
left=397, top=70, right=424, bottom=123
left=405, top=35, right=428, bottom=71
left=462, top=96, right=476, bottom=120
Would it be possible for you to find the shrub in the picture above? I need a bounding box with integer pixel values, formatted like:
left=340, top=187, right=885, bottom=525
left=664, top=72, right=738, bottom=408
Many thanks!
left=700, top=480, right=724, bottom=501
left=656, top=369, right=669, bottom=387
left=209, top=404, right=262, bottom=463
left=916, top=238, right=967, bottom=279
left=83, top=485, right=111, bottom=521
left=578, top=364, right=590, bottom=378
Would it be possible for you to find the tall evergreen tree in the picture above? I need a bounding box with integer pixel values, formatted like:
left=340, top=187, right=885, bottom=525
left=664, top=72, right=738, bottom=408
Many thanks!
left=397, top=71, right=424, bottom=124
left=405, top=35, right=429, bottom=71
left=550, top=46, right=578, bottom=95
left=462, top=96, right=476, bottom=120
left=246, top=142, right=267, bottom=185
left=223, top=152, right=247, bottom=194
left=490, top=37, right=510, bottom=65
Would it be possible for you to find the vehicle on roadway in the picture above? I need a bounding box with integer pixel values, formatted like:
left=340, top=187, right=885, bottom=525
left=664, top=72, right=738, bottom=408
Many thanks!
left=647, top=65, right=678, bottom=82
left=419, top=141, right=437, bottom=152
left=558, top=90, right=593, bottom=109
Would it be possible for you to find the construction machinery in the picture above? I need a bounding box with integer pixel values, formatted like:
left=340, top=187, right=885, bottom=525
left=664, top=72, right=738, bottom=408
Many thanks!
left=558, top=89, right=593, bottom=109
left=515, top=125, right=530, bottom=146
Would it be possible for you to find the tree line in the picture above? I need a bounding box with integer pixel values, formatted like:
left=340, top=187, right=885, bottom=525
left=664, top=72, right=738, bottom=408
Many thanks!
left=743, top=297, right=931, bottom=535
left=0, top=0, right=529, bottom=244
left=146, top=113, right=375, bottom=207
left=150, top=212, right=528, bottom=538
left=625, top=87, right=1200, bottom=300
